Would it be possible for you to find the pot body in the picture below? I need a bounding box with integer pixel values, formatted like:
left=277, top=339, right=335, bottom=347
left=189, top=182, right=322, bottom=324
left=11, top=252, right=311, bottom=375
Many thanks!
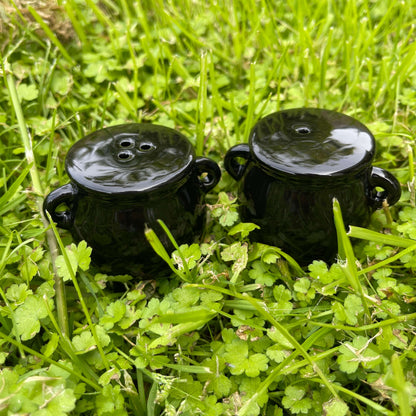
left=46, top=175, right=207, bottom=275
left=225, top=109, right=401, bottom=265
left=233, top=162, right=374, bottom=264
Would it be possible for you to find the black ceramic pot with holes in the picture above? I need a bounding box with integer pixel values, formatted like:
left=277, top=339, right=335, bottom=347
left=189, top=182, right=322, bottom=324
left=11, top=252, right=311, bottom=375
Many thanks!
left=44, top=124, right=221, bottom=275
left=224, top=108, right=401, bottom=265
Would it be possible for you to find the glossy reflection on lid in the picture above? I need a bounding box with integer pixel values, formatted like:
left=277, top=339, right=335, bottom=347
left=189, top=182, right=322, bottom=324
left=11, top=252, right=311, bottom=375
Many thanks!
left=250, top=108, right=375, bottom=176
left=66, top=124, right=194, bottom=194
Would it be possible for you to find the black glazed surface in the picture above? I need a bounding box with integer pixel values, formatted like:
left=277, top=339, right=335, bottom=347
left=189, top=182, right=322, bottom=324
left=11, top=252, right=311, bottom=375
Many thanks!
left=70, top=176, right=205, bottom=275
left=250, top=108, right=375, bottom=178
left=225, top=108, right=401, bottom=265
left=44, top=124, right=221, bottom=275
left=239, top=165, right=371, bottom=264
left=65, top=123, right=195, bottom=196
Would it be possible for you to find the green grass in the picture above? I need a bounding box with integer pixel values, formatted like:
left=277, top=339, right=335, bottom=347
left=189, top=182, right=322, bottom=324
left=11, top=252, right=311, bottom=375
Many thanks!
left=1, top=0, right=416, bottom=415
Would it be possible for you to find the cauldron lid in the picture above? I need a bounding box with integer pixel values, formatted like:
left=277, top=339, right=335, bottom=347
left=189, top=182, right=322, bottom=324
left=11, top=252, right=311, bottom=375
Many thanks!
left=250, top=108, right=375, bottom=177
left=65, top=123, right=194, bottom=195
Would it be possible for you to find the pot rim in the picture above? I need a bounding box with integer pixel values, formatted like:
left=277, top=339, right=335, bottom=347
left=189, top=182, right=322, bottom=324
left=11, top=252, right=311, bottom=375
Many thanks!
left=64, top=123, right=196, bottom=196
left=248, top=108, right=376, bottom=180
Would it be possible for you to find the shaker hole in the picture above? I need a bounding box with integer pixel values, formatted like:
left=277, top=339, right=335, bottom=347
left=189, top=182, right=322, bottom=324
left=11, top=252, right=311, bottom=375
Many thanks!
left=118, top=137, right=135, bottom=148
left=120, top=140, right=134, bottom=148
left=295, top=126, right=311, bottom=135
left=118, top=151, right=134, bottom=161
left=139, top=142, right=155, bottom=152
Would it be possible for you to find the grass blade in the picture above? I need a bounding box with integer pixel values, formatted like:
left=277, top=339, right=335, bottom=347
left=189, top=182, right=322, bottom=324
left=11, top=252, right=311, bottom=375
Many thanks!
left=46, top=212, right=110, bottom=371
left=144, top=224, right=188, bottom=281
left=4, top=71, right=42, bottom=195
left=0, top=163, right=31, bottom=213
left=147, top=381, right=159, bottom=416
left=0, top=330, right=101, bottom=391
left=333, top=198, right=370, bottom=321
left=242, top=62, right=256, bottom=142
left=388, top=354, right=413, bottom=416
left=348, top=226, right=416, bottom=248
left=358, top=244, right=416, bottom=276
left=155, top=308, right=217, bottom=324
left=196, top=52, right=208, bottom=156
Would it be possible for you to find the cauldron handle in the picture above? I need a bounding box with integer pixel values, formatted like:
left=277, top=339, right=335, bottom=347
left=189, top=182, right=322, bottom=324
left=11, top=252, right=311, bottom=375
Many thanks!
left=43, top=183, right=77, bottom=229
left=194, top=157, right=221, bottom=193
left=369, top=167, right=401, bottom=209
left=224, top=144, right=250, bottom=180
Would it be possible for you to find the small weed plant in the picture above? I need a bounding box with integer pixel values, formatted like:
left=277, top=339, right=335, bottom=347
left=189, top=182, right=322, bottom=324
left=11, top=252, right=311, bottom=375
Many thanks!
left=0, top=1, right=416, bottom=415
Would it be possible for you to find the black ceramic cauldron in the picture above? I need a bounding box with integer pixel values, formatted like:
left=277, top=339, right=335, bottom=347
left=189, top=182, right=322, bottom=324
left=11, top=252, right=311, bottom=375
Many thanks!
left=44, top=124, right=221, bottom=275
left=225, top=108, right=401, bottom=265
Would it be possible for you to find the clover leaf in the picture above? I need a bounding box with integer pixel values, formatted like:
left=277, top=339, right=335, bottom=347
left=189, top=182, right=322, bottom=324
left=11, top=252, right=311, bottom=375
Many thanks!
left=17, top=83, right=39, bottom=101
left=55, top=241, right=92, bottom=281
left=337, top=336, right=382, bottom=374
left=0, top=368, right=76, bottom=415
left=210, top=192, right=239, bottom=227
left=309, top=261, right=344, bottom=284
left=6, top=283, right=32, bottom=305
left=248, top=260, right=276, bottom=286
left=228, top=222, right=260, bottom=239
left=221, top=242, right=248, bottom=281
left=100, top=300, right=126, bottom=330
left=14, top=294, right=52, bottom=340
left=273, top=284, right=292, bottom=308
left=95, top=385, right=128, bottom=416
left=72, top=325, right=111, bottom=354
left=223, top=337, right=269, bottom=377
left=323, top=398, right=349, bottom=416
left=172, top=243, right=202, bottom=270
left=282, top=385, right=313, bottom=414
left=397, top=207, right=416, bottom=239
left=197, top=355, right=232, bottom=398
left=294, top=277, right=316, bottom=303
left=344, top=294, right=363, bottom=325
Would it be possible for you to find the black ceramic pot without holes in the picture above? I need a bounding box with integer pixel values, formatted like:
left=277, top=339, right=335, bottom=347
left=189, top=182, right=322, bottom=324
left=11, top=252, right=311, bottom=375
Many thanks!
left=225, top=108, right=401, bottom=265
left=44, top=123, right=221, bottom=275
